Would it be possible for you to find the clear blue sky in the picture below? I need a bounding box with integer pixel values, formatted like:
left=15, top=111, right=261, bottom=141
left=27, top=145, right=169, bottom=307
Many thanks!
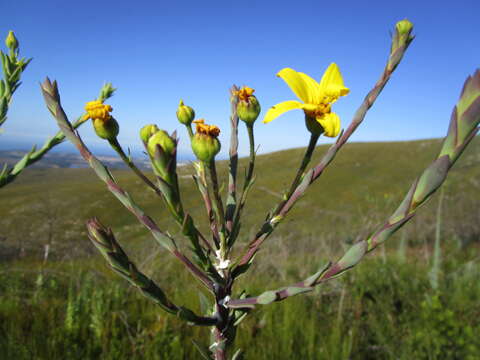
left=1, top=0, right=479, bottom=158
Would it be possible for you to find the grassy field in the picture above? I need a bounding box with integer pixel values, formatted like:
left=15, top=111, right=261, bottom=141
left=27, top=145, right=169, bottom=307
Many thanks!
left=1, top=138, right=480, bottom=359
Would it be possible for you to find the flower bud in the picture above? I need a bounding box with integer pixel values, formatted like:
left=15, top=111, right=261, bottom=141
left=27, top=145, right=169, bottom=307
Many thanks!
left=93, top=117, right=119, bottom=140
left=235, top=86, right=261, bottom=124
left=176, top=99, right=195, bottom=126
left=98, top=83, right=116, bottom=102
left=147, top=129, right=177, bottom=182
left=5, top=31, right=18, bottom=52
left=389, top=19, right=414, bottom=70
left=396, top=19, right=413, bottom=36
left=140, top=124, right=159, bottom=144
left=83, top=100, right=118, bottom=140
left=191, top=119, right=221, bottom=162
left=147, top=130, right=176, bottom=158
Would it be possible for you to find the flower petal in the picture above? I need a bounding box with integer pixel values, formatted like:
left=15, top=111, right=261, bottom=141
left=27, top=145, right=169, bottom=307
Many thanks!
left=316, top=112, right=341, bottom=137
left=263, top=100, right=304, bottom=123
left=319, top=63, right=350, bottom=98
left=277, top=68, right=312, bottom=103
left=298, top=72, right=322, bottom=103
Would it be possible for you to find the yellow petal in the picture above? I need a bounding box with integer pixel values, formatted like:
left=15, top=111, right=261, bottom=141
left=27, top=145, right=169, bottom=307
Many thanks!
left=298, top=72, right=322, bottom=103
left=263, top=100, right=304, bottom=124
left=316, top=112, right=341, bottom=137
left=277, top=68, right=312, bottom=103
left=319, top=63, right=350, bottom=98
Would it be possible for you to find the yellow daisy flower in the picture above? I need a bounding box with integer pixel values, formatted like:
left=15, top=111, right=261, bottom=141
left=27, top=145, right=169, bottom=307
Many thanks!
left=263, top=63, right=349, bottom=137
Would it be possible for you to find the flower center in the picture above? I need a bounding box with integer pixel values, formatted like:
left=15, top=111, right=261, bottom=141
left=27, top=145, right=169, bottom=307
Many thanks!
left=83, top=100, right=113, bottom=121
left=193, top=119, right=220, bottom=137
left=235, top=86, right=255, bottom=101
left=304, top=102, right=332, bottom=119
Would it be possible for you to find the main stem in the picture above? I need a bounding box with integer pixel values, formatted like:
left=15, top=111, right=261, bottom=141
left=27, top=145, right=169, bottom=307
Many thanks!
left=212, top=279, right=233, bottom=360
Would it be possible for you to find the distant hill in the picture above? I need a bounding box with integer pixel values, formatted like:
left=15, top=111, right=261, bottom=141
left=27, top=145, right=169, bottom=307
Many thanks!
left=0, top=150, right=152, bottom=170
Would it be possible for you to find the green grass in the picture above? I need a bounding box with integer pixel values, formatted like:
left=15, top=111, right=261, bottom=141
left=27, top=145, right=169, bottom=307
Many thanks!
left=1, top=137, right=480, bottom=358
left=1, top=250, right=479, bottom=359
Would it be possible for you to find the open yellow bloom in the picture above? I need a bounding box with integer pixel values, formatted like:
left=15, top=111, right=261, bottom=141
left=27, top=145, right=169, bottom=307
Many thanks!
left=263, top=63, right=349, bottom=137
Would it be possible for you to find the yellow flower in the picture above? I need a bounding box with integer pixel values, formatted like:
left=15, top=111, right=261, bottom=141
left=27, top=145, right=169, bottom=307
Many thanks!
left=82, top=100, right=118, bottom=140
left=83, top=100, right=113, bottom=121
left=193, top=119, right=220, bottom=137
left=263, top=63, right=349, bottom=137
left=235, top=86, right=255, bottom=101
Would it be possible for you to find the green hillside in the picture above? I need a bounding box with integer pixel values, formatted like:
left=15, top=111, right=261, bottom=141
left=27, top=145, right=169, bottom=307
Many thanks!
left=1, top=138, right=479, bottom=359
left=1, top=137, right=479, bottom=261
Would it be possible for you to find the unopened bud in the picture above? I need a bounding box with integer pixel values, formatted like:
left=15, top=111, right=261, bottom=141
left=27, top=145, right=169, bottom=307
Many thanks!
left=176, top=100, right=195, bottom=126
left=147, top=130, right=176, bottom=158
left=99, top=83, right=116, bottom=102
left=238, top=95, right=261, bottom=124
left=235, top=86, right=261, bottom=125
left=389, top=19, right=414, bottom=71
left=5, top=31, right=18, bottom=51
left=191, top=119, right=221, bottom=162
left=140, top=124, right=159, bottom=144
left=396, top=19, right=413, bottom=36
left=93, top=117, right=119, bottom=140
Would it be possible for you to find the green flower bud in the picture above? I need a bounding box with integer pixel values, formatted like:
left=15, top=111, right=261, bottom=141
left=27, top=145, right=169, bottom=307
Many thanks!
left=389, top=19, right=414, bottom=69
left=191, top=119, right=221, bottom=162
left=396, top=19, right=413, bottom=36
left=98, top=82, right=116, bottom=102
left=147, top=130, right=176, bottom=158
left=5, top=31, right=18, bottom=52
left=93, top=117, right=119, bottom=140
left=235, top=86, right=261, bottom=124
left=176, top=99, right=195, bottom=125
left=140, top=124, right=159, bottom=144
left=238, top=95, right=261, bottom=124
left=192, top=133, right=221, bottom=162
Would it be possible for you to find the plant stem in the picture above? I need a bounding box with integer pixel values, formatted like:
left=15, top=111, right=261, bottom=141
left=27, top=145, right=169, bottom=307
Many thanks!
left=212, top=282, right=233, bottom=360
left=226, top=87, right=240, bottom=234
left=229, top=123, right=256, bottom=245
left=272, top=132, right=319, bottom=215
left=208, top=159, right=227, bottom=253
left=108, top=138, right=161, bottom=196
left=186, top=124, right=194, bottom=139
left=245, top=123, right=256, bottom=186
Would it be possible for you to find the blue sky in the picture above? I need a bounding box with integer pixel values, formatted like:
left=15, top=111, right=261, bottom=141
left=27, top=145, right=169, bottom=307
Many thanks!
left=1, top=0, right=479, bottom=158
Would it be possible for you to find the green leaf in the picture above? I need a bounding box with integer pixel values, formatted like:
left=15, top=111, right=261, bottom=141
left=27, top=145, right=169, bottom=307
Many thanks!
left=413, top=156, right=450, bottom=208
left=256, top=291, right=277, bottom=305
left=337, top=241, right=368, bottom=272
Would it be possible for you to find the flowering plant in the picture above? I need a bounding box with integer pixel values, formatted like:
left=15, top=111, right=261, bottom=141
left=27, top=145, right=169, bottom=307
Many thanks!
left=40, top=19, right=480, bottom=359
